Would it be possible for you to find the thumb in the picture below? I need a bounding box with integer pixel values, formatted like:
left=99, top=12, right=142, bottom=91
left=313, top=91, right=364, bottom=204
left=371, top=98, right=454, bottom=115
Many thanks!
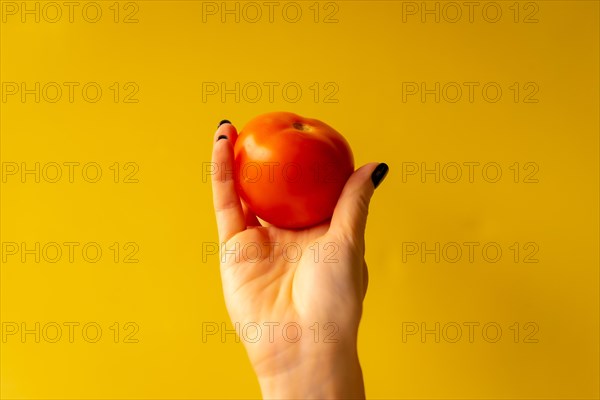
left=329, top=162, right=389, bottom=242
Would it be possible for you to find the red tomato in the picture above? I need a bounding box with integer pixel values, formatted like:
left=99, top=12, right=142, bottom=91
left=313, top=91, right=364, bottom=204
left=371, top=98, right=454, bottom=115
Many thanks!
left=234, top=112, right=354, bottom=229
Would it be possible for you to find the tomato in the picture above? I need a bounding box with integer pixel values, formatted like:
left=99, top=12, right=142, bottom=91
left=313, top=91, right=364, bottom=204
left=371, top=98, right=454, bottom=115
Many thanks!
left=234, top=112, right=354, bottom=229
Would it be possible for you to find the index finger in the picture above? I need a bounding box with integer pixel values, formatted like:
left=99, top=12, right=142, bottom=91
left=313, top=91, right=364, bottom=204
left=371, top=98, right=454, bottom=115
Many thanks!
left=211, top=121, right=246, bottom=243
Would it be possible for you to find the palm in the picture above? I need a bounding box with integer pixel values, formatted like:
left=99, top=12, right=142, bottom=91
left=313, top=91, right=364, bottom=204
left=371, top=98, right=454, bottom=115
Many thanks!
left=221, top=221, right=365, bottom=322
left=219, top=222, right=366, bottom=375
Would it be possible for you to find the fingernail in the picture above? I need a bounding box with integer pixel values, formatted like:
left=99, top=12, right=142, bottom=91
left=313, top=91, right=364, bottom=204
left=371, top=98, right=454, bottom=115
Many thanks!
left=217, top=135, right=228, bottom=141
left=371, top=163, right=389, bottom=189
left=218, top=119, right=231, bottom=127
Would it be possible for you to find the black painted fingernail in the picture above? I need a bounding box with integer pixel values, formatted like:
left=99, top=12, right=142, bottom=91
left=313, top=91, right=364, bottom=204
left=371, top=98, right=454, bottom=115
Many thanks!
left=218, top=119, right=231, bottom=127
left=371, top=163, right=389, bottom=189
left=217, top=135, right=228, bottom=141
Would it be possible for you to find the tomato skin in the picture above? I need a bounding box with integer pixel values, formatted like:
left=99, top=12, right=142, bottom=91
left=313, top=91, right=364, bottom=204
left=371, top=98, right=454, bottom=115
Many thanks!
left=234, top=112, right=354, bottom=229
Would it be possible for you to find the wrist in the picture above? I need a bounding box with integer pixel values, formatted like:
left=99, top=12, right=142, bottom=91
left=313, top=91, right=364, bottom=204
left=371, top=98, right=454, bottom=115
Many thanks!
left=256, top=342, right=365, bottom=400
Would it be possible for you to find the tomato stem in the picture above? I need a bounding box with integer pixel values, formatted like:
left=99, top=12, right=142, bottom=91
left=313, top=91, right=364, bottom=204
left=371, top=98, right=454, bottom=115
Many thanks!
left=293, top=122, right=309, bottom=131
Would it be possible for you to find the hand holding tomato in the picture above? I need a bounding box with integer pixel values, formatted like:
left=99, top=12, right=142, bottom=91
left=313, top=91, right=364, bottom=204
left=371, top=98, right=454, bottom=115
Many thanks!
left=210, top=118, right=388, bottom=399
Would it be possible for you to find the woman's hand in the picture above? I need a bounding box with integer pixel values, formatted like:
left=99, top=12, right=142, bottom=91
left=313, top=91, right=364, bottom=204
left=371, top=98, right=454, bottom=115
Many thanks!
left=211, top=121, right=388, bottom=399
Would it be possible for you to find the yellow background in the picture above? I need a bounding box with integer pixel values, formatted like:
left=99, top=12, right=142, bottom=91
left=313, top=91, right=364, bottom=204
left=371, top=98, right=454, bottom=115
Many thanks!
left=1, top=1, right=598, bottom=398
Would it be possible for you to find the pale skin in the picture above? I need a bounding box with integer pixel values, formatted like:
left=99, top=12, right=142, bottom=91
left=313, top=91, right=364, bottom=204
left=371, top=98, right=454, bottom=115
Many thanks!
left=211, top=122, right=388, bottom=399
